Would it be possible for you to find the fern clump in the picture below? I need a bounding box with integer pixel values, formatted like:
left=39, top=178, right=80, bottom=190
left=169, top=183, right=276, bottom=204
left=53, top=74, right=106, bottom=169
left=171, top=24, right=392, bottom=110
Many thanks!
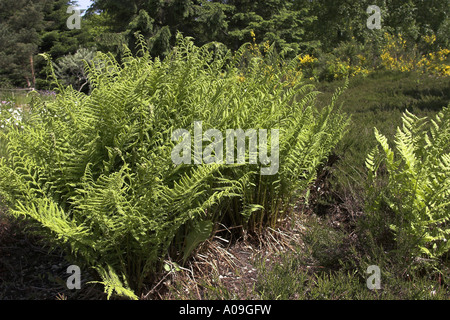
left=0, top=34, right=349, bottom=299
left=366, top=107, right=450, bottom=260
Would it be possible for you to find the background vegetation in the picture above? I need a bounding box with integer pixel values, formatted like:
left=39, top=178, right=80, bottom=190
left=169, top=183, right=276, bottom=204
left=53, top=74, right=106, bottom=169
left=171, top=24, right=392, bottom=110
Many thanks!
left=1, top=0, right=449, bottom=89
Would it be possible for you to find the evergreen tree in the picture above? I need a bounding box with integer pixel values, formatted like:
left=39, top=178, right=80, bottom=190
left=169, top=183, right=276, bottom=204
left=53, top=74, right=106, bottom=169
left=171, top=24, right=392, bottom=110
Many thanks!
left=0, top=0, right=47, bottom=87
left=221, top=0, right=317, bottom=55
left=54, top=47, right=96, bottom=92
left=90, top=0, right=204, bottom=56
left=90, top=0, right=317, bottom=57
left=37, top=0, right=97, bottom=88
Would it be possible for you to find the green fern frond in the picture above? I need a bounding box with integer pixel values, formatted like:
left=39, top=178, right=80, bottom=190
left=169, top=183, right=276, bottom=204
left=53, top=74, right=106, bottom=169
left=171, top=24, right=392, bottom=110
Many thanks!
left=90, top=265, right=139, bottom=300
left=367, top=106, right=450, bottom=259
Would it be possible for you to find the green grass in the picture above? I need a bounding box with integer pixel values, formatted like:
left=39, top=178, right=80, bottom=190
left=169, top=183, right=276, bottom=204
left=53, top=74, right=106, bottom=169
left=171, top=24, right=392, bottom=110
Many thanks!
left=184, top=213, right=449, bottom=300
left=0, top=90, right=32, bottom=106
left=0, top=89, right=57, bottom=107
left=317, top=71, right=450, bottom=168
left=254, top=213, right=450, bottom=300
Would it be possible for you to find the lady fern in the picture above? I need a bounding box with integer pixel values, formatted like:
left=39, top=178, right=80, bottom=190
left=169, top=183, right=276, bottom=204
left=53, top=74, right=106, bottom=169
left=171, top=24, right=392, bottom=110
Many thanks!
left=366, top=106, right=450, bottom=260
left=0, top=34, right=349, bottom=299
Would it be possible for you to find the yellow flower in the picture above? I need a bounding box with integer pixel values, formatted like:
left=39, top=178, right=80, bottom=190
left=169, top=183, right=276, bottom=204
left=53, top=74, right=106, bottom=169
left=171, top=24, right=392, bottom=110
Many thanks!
left=443, top=65, right=450, bottom=77
left=424, top=34, right=436, bottom=45
left=263, top=41, right=270, bottom=53
left=298, top=54, right=317, bottom=65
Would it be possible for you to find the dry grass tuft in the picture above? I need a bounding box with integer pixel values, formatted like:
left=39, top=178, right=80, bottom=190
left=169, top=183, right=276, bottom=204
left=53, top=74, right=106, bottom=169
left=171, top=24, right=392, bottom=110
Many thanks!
left=142, top=212, right=308, bottom=300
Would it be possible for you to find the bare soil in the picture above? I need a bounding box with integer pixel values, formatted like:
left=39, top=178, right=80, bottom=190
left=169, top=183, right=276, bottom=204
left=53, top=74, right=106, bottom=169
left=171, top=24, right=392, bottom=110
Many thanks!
left=0, top=208, right=104, bottom=300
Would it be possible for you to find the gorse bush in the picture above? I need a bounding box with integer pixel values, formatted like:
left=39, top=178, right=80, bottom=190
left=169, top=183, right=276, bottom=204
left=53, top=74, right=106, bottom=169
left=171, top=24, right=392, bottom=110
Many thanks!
left=366, top=107, right=450, bottom=260
left=0, top=34, right=349, bottom=299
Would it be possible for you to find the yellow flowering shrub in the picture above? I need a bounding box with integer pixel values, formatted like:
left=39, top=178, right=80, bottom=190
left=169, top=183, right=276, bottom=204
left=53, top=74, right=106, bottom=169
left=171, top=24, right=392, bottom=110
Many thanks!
left=417, top=48, right=450, bottom=77
left=380, top=33, right=418, bottom=72
left=296, top=54, right=318, bottom=80
left=381, top=32, right=449, bottom=77
left=233, top=31, right=303, bottom=87
left=239, top=31, right=448, bottom=84
left=319, top=57, right=370, bottom=81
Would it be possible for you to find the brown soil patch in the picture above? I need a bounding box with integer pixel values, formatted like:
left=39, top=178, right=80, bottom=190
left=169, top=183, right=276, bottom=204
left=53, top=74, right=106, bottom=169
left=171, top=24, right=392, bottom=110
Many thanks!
left=0, top=208, right=104, bottom=300
left=142, top=214, right=307, bottom=300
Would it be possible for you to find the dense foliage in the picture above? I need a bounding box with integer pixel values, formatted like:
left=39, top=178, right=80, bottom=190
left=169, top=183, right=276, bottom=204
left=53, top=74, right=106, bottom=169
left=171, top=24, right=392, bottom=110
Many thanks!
left=366, top=107, right=450, bottom=259
left=1, top=0, right=449, bottom=88
left=0, top=36, right=349, bottom=299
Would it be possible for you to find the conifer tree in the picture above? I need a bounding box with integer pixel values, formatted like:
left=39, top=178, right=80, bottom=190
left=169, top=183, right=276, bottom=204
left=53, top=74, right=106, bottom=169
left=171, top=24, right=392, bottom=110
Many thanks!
left=0, top=0, right=47, bottom=87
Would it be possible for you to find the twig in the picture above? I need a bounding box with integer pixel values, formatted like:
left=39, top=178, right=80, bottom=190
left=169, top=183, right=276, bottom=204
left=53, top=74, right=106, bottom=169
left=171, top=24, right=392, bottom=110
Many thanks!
left=142, top=271, right=171, bottom=300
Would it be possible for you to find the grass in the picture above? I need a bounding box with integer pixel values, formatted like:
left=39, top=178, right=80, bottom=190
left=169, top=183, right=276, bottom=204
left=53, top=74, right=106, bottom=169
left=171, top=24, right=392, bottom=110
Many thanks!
left=255, top=213, right=449, bottom=300
left=0, top=89, right=56, bottom=107
left=308, top=71, right=450, bottom=214
left=154, top=209, right=449, bottom=300
left=317, top=71, right=450, bottom=168
left=0, top=90, right=32, bottom=107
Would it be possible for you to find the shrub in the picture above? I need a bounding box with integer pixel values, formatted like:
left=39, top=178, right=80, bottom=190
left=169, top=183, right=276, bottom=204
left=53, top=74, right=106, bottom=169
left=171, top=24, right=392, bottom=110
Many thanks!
left=314, top=41, right=371, bottom=82
left=365, top=107, right=450, bottom=260
left=53, top=48, right=97, bottom=93
left=0, top=34, right=349, bottom=299
left=381, top=32, right=450, bottom=77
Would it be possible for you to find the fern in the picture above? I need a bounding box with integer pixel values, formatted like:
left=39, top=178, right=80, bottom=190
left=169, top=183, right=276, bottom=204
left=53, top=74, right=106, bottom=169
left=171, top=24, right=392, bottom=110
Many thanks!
left=0, top=34, right=349, bottom=299
left=366, top=106, right=450, bottom=259
left=90, top=264, right=139, bottom=300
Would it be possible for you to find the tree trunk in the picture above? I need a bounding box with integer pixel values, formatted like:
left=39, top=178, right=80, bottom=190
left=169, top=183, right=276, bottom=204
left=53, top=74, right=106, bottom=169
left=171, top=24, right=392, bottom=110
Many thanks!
left=30, top=55, right=36, bottom=89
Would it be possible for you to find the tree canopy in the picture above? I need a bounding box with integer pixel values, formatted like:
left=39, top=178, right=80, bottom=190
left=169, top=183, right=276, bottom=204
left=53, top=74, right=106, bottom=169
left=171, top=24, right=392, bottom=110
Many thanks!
left=0, top=0, right=448, bottom=88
